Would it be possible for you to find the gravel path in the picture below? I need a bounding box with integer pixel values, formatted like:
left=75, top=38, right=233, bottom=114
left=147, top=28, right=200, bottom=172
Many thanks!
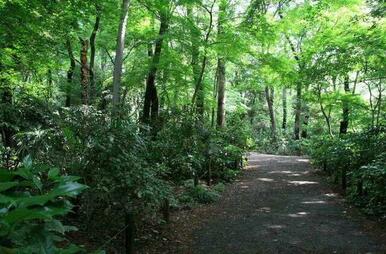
left=192, top=153, right=386, bottom=254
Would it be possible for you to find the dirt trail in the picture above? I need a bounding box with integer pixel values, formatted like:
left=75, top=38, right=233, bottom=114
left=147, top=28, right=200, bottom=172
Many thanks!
left=191, top=153, right=385, bottom=254
left=147, top=153, right=385, bottom=254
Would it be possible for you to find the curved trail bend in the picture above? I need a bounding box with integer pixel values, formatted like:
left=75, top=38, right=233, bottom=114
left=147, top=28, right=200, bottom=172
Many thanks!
left=192, top=153, right=385, bottom=254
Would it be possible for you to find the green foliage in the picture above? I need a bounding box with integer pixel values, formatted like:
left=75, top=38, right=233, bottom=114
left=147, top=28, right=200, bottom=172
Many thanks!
left=0, top=156, right=87, bottom=253
left=178, top=180, right=224, bottom=205
left=308, top=128, right=386, bottom=216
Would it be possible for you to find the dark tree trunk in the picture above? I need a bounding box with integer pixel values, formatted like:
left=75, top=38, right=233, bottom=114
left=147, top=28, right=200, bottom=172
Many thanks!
left=47, top=69, right=53, bottom=99
left=65, top=39, right=76, bottom=107
left=216, top=57, right=226, bottom=128
left=124, top=212, right=134, bottom=254
left=301, top=111, right=309, bottom=138
left=265, top=86, right=276, bottom=139
left=294, top=82, right=302, bottom=140
left=216, top=0, right=226, bottom=128
left=340, top=75, right=350, bottom=134
left=0, top=87, right=14, bottom=148
left=142, top=14, right=169, bottom=125
left=89, top=6, right=100, bottom=103
left=80, top=38, right=89, bottom=105
left=282, top=87, right=287, bottom=130
left=190, top=3, right=214, bottom=118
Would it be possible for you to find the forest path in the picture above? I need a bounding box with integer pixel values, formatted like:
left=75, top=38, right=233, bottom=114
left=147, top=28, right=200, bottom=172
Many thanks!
left=190, top=153, right=385, bottom=254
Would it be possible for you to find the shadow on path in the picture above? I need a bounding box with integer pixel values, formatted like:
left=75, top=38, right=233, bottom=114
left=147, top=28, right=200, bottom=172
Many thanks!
left=193, top=153, right=385, bottom=254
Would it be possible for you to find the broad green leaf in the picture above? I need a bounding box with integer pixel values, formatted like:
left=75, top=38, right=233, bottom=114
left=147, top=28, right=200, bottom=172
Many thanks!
left=0, top=182, right=18, bottom=192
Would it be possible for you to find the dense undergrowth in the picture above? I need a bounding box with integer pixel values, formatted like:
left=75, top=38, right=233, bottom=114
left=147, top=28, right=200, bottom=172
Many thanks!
left=0, top=100, right=252, bottom=252
left=307, top=128, right=386, bottom=217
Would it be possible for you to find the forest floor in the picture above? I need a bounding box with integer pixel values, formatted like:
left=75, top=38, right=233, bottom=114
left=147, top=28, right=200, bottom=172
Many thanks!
left=142, top=153, right=386, bottom=254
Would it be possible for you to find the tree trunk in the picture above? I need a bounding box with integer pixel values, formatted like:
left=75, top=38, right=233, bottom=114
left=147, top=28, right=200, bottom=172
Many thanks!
left=216, top=0, right=226, bottom=128
left=47, top=69, right=53, bottom=100
left=80, top=38, right=89, bottom=105
left=112, top=0, right=131, bottom=108
left=65, top=39, right=75, bottom=107
left=89, top=6, right=100, bottom=103
left=318, top=85, right=333, bottom=137
left=216, top=58, right=226, bottom=128
left=294, top=82, right=302, bottom=140
left=190, top=3, right=215, bottom=118
left=142, top=13, right=169, bottom=125
left=265, top=86, right=276, bottom=139
left=340, top=75, right=350, bottom=134
left=0, top=86, right=14, bottom=148
left=282, top=87, right=287, bottom=130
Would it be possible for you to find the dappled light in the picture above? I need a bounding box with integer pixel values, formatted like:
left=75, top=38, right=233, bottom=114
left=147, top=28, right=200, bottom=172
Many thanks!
left=288, top=212, right=309, bottom=218
left=257, top=178, right=275, bottom=182
left=302, top=200, right=327, bottom=204
left=266, top=224, right=286, bottom=229
left=1, top=0, right=384, bottom=252
left=287, top=180, right=319, bottom=186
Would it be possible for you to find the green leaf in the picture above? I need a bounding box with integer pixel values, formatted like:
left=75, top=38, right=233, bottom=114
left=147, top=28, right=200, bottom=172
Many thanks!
left=2, top=208, right=52, bottom=224
left=0, top=170, right=13, bottom=182
left=22, top=155, right=33, bottom=169
left=48, top=168, right=60, bottom=180
left=0, top=182, right=18, bottom=192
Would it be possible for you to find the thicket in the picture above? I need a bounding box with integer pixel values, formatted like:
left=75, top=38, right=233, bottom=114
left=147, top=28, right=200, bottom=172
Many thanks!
left=307, top=128, right=386, bottom=216
left=0, top=96, right=251, bottom=252
left=1, top=0, right=385, bottom=252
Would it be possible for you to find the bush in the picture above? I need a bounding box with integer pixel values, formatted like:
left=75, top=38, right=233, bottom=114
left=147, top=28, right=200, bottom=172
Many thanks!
left=0, top=156, right=89, bottom=253
left=308, top=127, right=386, bottom=216
left=178, top=180, right=223, bottom=205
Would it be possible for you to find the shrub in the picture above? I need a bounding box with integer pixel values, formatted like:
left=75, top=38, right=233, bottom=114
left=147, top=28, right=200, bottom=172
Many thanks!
left=308, top=127, right=386, bottom=216
left=0, top=156, right=88, bottom=253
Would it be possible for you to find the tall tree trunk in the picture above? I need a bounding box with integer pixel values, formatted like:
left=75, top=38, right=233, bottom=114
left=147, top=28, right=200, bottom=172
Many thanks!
left=301, top=85, right=310, bottom=138
left=216, top=58, right=226, bottom=128
left=340, top=75, right=350, bottom=134
left=89, top=6, right=100, bottom=104
left=47, top=69, right=53, bottom=100
left=301, top=107, right=309, bottom=138
left=0, top=85, right=14, bottom=148
left=278, top=10, right=303, bottom=140
left=80, top=38, right=89, bottom=105
left=294, top=82, right=302, bottom=140
left=318, top=85, right=333, bottom=137
left=112, top=0, right=131, bottom=108
left=282, top=87, right=287, bottom=130
left=142, top=13, right=169, bottom=125
left=265, top=86, right=276, bottom=138
left=216, top=0, right=226, bottom=128
left=65, top=39, right=76, bottom=107
left=190, top=3, right=215, bottom=117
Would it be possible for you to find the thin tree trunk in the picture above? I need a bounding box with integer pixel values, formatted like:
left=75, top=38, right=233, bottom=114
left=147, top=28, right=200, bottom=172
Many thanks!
left=142, top=13, right=169, bottom=125
left=0, top=85, right=14, bottom=148
left=216, top=0, right=226, bottom=128
left=65, top=39, right=76, bottom=107
left=47, top=69, right=53, bottom=100
left=318, top=85, right=333, bottom=136
left=375, top=79, right=383, bottom=128
left=294, top=82, right=302, bottom=140
left=340, top=75, right=350, bottom=134
left=216, top=57, right=226, bottom=128
left=89, top=5, right=100, bottom=103
left=265, top=86, right=276, bottom=139
left=282, top=87, right=287, bottom=130
left=278, top=10, right=303, bottom=140
left=112, top=0, right=131, bottom=108
left=190, top=3, right=215, bottom=117
left=80, top=38, right=89, bottom=105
